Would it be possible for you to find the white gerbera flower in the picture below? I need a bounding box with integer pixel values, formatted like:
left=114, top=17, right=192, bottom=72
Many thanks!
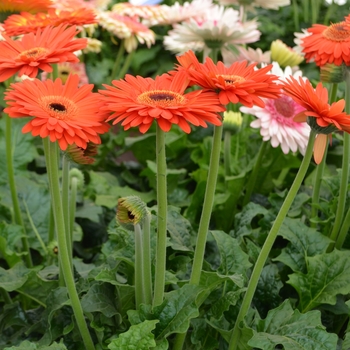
left=163, top=5, right=260, bottom=55
left=241, top=62, right=310, bottom=155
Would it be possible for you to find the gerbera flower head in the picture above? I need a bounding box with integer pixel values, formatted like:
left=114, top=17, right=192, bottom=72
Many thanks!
left=301, top=22, right=350, bottom=66
left=0, top=0, right=53, bottom=14
left=66, top=142, right=98, bottom=164
left=4, top=74, right=110, bottom=151
left=281, top=76, right=350, bottom=163
left=98, top=11, right=155, bottom=52
left=241, top=61, right=310, bottom=155
left=157, top=0, right=214, bottom=25
left=0, top=24, right=87, bottom=82
left=99, top=71, right=225, bottom=134
left=176, top=50, right=281, bottom=107
left=3, top=8, right=97, bottom=36
left=164, top=5, right=260, bottom=56
left=270, top=39, right=304, bottom=68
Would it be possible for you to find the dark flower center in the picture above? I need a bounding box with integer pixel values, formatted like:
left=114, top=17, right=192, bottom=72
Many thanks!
left=49, top=103, right=66, bottom=112
left=150, top=93, right=175, bottom=101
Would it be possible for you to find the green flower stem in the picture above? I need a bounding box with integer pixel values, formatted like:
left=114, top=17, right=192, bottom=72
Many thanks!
left=153, top=125, right=168, bottom=307
left=69, top=176, right=78, bottom=248
left=43, top=140, right=64, bottom=286
left=335, top=206, right=350, bottom=250
left=5, top=112, right=33, bottom=268
left=331, top=73, right=350, bottom=248
left=173, top=125, right=225, bottom=350
left=134, top=223, right=144, bottom=309
left=43, top=138, right=94, bottom=350
left=243, top=141, right=268, bottom=206
left=116, top=50, right=134, bottom=80
left=224, top=131, right=232, bottom=177
left=329, top=75, right=350, bottom=246
left=142, top=214, right=153, bottom=305
left=228, top=130, right=316, bottom=350
left=23, top=199, right=48, bottom=255
left=62, top=155, right=72, bottom=270
left=292, top=0, right=300, bottom=31
left=48, top=206, right=55, bottom=242
left=310, top=83, right=337, bottom=228
left=110, top=41, right=125, bottom=81
left=190, top=124, right=223, bottom=285
left=311, top=0, right=320, bottom=24
left=310, top=143, right=328, bottom=228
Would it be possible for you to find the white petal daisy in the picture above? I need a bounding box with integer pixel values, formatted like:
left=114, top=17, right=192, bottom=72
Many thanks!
left=163, top=5, right=260, bottom=55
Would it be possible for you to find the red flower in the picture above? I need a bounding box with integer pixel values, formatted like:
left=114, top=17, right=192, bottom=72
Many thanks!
left=4, top=74, right=110, bottom=151
left=176, top=50, right=281, bottom=107
left=99, top=71, right=225, bottom=133
left=301, top=22, right=350, bottom=66
left=282, top=76, right=350, bottom=163
left=0, top=24, right=87, bottom=82
left=3, top=8, right=97, bottom=36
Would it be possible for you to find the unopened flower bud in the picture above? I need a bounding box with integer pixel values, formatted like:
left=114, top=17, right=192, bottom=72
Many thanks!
left=117, top=196, right=150, bottom=225
left=223, top=111, right=243, bottom=134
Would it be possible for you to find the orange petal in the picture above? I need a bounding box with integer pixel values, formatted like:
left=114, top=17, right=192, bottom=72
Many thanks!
left=294, top=111, right=307, bottom=122
left=313, top=134, right=328, bottom=164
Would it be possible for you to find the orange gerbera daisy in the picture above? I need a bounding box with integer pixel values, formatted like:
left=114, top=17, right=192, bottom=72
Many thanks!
left=3, top=8, right=97, bottom=36
left=4, top=74, right=110, bottom=151
left=175, top=50, right=281, bottom=107
left=99, top=71, right=225, bottom=134
left=281, top=76, right=350, bottom=164
left=0, top=0, right=53, bottom=14
left=0, top=24, right=87, bottom=82
left=301, top=22, right=350, bottom=66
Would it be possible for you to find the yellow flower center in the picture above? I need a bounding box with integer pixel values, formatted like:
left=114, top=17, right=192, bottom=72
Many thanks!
left=217, top=74, right=245, bottom=85
left=323, top=22, right=350, bottom=41
left=18, top=47, right=49, bottom=61
left=39, top=96, right=77, bottom=120
left=137, top=90, right=185, bottom=107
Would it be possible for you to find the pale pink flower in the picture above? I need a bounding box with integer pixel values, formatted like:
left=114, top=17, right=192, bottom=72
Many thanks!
left=223, top=46, right=271, bottom=66
left=163, top=5, right=260, bottom=56
left=112, top=3, right=166, bottom=26
left=158, top=0, right=214, bottom=25
left=241, top=62, right=310, bottom=155
left=98, top=11, right=155, bottom=52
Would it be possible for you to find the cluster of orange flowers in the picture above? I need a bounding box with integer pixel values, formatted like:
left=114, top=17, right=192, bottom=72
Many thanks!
left=1, top=0, right=350, bottom=164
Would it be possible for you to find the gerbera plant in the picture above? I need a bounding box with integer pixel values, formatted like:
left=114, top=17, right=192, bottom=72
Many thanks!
left=4, top=74, right=110, bottom=350
left=99, top=69, right=225, bottom=307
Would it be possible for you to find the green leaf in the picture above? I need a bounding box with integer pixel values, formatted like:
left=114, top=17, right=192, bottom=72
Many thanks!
left=253, top=264, right=283, bottom=318
left=274, top=218, right=332, bottom=273
left=0, top=222, right=24, bottom=267
left=210, top=230, right=251, bottom=277
left=233, top=202, right=270, bottom=238
left=4, top=340, right=68, bottom=349
left=248, top=300, right=338, bottom=350
left=81, top=282, right=118, bottom=318
left=287, top=249, right=350, bottom=312
left=0, top=118, right=38, bottom=182
left=108, top=319, right=158, bottom=350
left=0, top=262, right=32, bottom=291
left=167, top=206, right=194, bottom=251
